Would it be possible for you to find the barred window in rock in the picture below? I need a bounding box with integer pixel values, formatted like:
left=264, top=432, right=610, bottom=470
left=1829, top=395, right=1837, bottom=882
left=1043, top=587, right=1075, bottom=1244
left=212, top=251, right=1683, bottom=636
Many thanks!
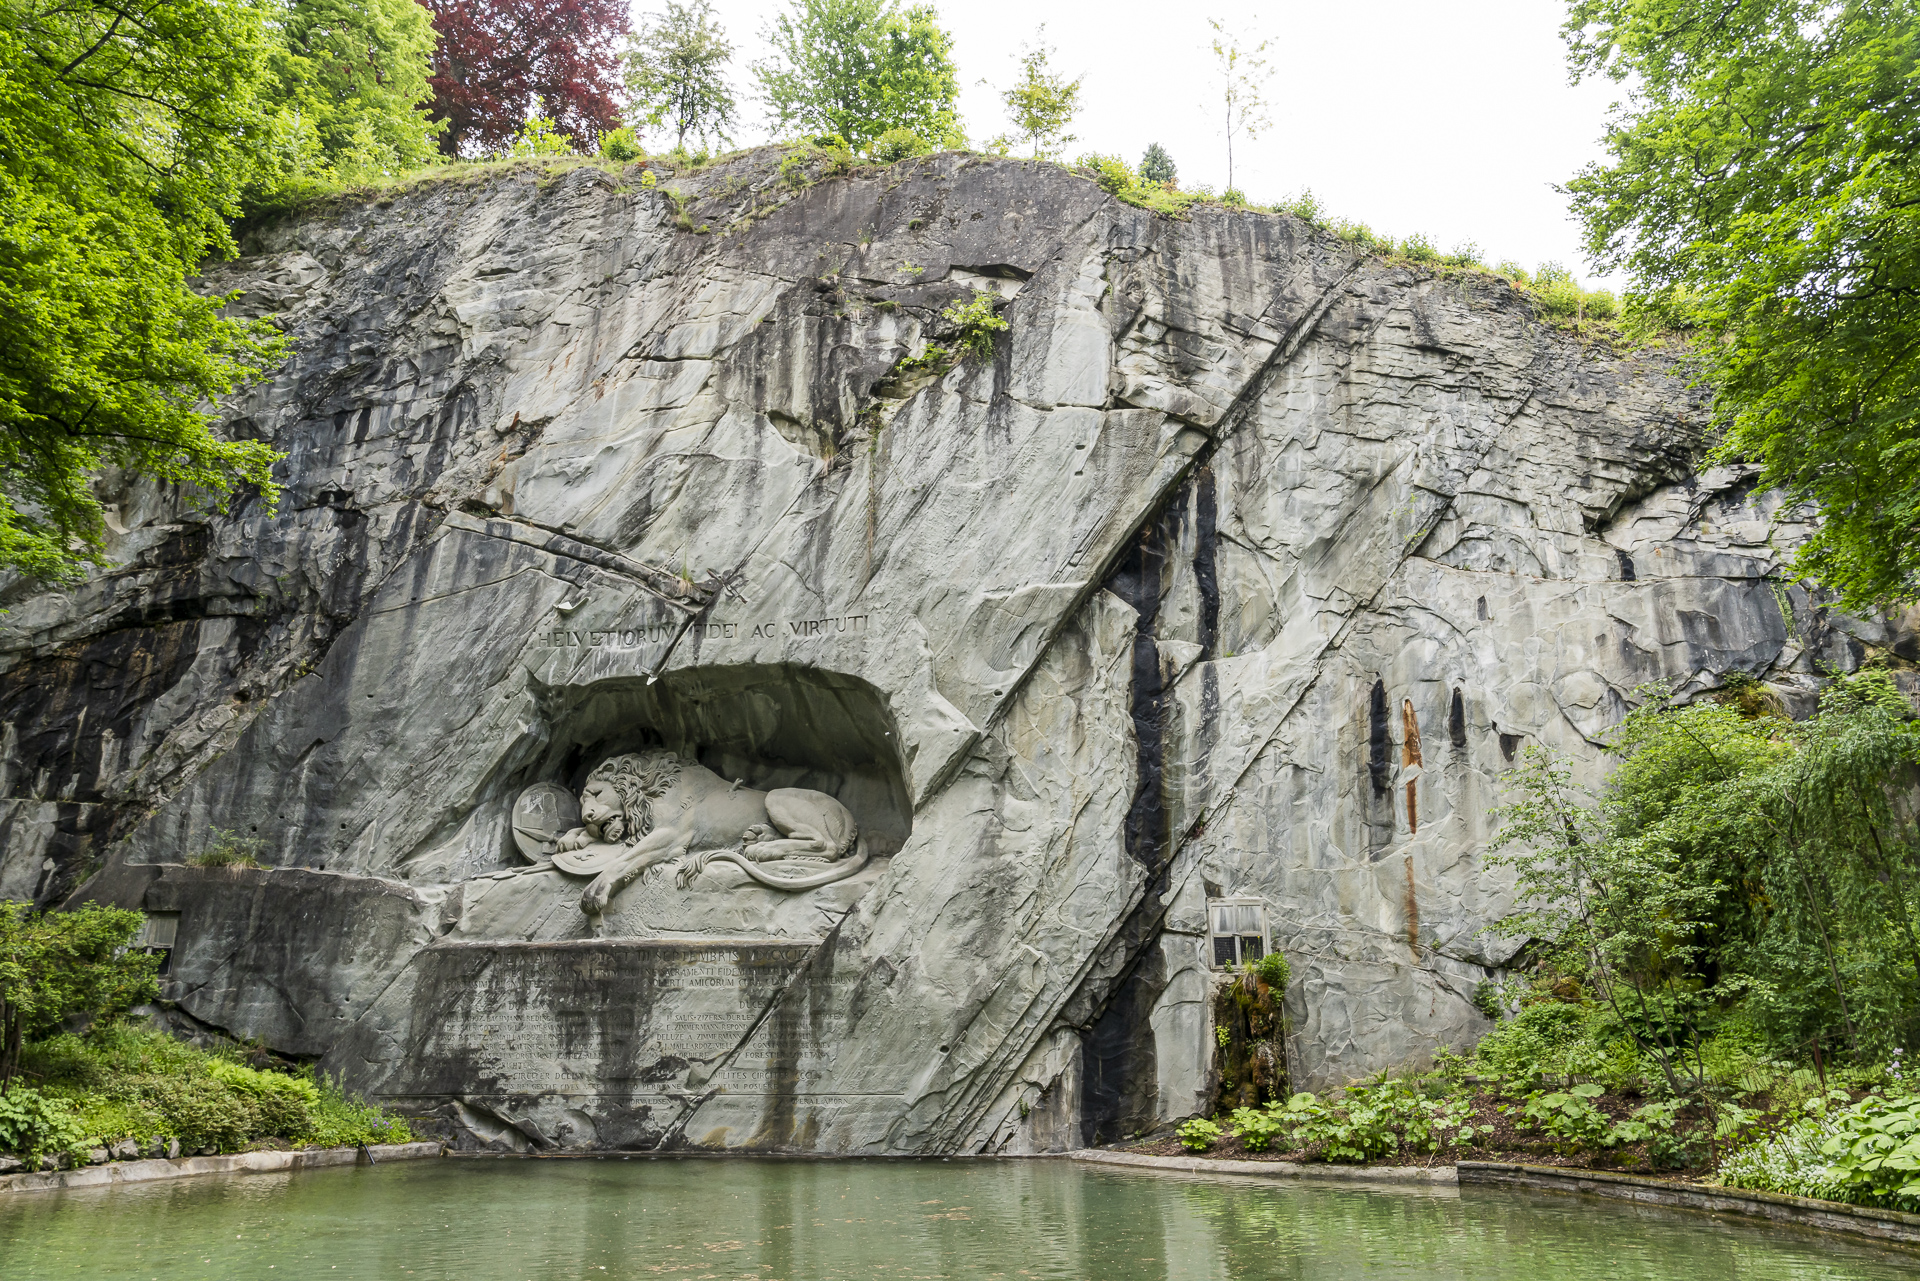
left=1208, top=899, right=1268, bottom=969
left=135, top=911, right=180, bottom=975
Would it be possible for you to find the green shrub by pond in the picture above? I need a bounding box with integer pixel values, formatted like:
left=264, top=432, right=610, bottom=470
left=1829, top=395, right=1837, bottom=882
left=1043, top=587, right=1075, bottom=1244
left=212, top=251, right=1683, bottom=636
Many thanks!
left=1718, top=1085, right=1920, bottom=1212
left=3, top=1023, right=409, bottom=1166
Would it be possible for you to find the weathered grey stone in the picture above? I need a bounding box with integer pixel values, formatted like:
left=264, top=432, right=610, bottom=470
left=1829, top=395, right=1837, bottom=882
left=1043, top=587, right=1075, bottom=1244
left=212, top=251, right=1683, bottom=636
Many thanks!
left=7, top=149, right=1915, bottom=1154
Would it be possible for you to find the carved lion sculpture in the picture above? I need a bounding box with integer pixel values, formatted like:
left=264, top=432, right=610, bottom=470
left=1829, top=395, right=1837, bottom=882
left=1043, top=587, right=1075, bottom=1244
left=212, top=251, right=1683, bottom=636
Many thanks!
left=550, top=749, right=865, bottom=915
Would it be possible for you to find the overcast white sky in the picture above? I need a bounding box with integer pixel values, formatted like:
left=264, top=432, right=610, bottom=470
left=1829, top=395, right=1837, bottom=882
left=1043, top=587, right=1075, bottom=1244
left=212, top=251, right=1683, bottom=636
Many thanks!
left=660, top=0, right=1626, bottom=287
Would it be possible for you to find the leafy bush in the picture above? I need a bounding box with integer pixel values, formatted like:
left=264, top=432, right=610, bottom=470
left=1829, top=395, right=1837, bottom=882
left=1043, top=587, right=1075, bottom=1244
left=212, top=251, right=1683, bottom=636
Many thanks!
left=1270, top=1078, right=1476, bottom=1162
left=1229, top=1105, right=1285, bottom=1151
left=1472, top=1001, right=1593, bottom=1081
left=1520, top=1082, right=1612, bottom=1147
left=1076, top=153, right=1135, bottom=197
left=187, top=828, right=266, bottom=869
left=508, top=116, right=574, bottom=158
left=18, top=1023, right=408, bottom=1155
left=1531, top=262, right=1582, bottom=318
left=1275, top=1089, right=1396, bottom=1162
left=0, top=1086, right=86, bottom=1163
left=1221, top=187, right=1247, bottom=207
left=1177, top=1117, right=1222, bottom=1151
left=1815, top=1091, right=1920, bottom=1210
left=1252, top=952, right=1289, bottom=991
left=871, top=127, right=931, bottom=163
left=307, top=1070, right=412, bottom=1147
left=1612, top=1098, right=1694, bottom=1166
left=1278, top=189, right=1322, bottom=223
left=939, top=292, right=1008, bottom=361
left=600, top=127, right=643, bottom=162
left=1398, top=233, right=1439, bottom=263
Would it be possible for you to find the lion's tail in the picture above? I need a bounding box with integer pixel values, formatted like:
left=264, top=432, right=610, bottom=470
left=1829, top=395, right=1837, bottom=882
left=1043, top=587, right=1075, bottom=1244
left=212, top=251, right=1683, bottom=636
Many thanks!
left=716, top=829, right=868, bottom=892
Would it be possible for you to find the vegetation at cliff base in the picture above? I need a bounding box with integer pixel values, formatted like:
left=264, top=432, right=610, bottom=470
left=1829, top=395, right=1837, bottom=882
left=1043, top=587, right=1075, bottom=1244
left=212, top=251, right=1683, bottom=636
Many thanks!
left=1490, top=669, right=1920, bottom=1070
left=3, top=1024, right=411, bottom=1167
left=1, top=902, right=156, bottom=1092
left=0, top=900, right=406, bottom=1167
left=1166, top=670, right=1920, bottom=1211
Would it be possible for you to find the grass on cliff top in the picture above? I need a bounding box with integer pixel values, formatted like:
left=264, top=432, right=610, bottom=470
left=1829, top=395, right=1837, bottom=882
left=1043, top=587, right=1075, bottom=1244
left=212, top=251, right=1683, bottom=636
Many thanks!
left=259, top=137, right=1667, bottom=344
left=1068, top=152, right=1671, bottom=344
left=3, top=1020, right=409, bottom=1162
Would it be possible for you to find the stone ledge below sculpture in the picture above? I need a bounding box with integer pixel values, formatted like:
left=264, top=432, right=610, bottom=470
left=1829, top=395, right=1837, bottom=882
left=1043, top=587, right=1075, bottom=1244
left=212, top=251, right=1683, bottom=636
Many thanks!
left=337, top=938, right=846, bottom=1152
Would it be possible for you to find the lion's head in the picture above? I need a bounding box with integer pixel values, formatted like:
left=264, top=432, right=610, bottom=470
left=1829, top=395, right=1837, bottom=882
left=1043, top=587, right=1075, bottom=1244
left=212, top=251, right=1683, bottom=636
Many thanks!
left=577, top=749, right=685, bottom=845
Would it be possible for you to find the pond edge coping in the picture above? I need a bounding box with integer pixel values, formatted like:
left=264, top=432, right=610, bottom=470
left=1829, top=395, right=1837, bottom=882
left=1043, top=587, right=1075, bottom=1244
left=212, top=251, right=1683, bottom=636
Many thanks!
left=1457, top=1161, right=1920, bottom=1251
left=0, top=1140, right=445, bottom=1196
left=1069, top=1148, right=1457, bottom=1183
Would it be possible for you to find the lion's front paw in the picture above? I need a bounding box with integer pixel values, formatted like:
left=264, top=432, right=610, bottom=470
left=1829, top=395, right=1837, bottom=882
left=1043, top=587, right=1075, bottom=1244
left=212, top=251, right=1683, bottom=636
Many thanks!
left=580, top=876, right=613, bottom=916
left=557, top=827, right=593, bottom=853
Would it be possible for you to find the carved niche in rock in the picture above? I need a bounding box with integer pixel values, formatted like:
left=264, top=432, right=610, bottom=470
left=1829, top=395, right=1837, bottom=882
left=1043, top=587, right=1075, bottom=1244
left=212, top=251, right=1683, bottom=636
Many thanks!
left=515, top=749, right=867, bottom=916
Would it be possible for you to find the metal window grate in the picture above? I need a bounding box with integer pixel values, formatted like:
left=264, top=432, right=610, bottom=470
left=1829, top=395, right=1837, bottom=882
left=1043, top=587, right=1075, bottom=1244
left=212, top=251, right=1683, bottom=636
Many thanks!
left=136, top=912, right=180, bottom=976
left=1206, top=898, right=1269, bottom=969
left=136, top=913, right=179, bottom=949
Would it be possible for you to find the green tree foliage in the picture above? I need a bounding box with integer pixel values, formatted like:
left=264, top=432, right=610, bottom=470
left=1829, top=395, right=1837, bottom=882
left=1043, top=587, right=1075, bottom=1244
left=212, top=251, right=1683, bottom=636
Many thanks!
left=999, top=26, right=1080, bottom=160
left=623, top=0, right=736, bottom=152
left=1491, top=671, right=1920, bottom=1101
left=1206, top=17, right=1271, bottom=194
left=1139, top=141, right=1177, bottom=187
left=1564, top=0, right=1920, bottom=609
left=754, top=0, right=962, bottom=154
left=0, top=0, right=286, bottom=581
left=259, top=0, right=441, bottom=197
left=0, top=903, right=157, bottom=1093
left=508, top=115, right=576, bottom=157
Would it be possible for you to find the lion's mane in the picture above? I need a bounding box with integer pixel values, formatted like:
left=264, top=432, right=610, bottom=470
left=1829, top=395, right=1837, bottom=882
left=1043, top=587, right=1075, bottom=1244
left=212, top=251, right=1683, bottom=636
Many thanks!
left=583, top=749, right=685, bottom=846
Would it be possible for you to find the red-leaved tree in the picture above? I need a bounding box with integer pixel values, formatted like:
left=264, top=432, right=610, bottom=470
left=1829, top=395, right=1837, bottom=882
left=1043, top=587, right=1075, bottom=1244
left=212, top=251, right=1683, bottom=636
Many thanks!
left=421, top=0, right=628, bottom=155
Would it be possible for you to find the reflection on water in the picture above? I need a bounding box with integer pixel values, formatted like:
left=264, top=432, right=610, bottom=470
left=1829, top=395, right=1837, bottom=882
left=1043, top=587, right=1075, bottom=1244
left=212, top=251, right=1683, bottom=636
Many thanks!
left=0, top=1157, right=1913, bottom=1281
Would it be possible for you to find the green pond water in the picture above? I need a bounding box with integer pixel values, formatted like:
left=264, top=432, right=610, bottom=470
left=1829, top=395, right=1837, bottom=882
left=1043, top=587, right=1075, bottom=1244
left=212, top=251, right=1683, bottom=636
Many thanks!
left=1, top=1157, right=1914, bottom=1281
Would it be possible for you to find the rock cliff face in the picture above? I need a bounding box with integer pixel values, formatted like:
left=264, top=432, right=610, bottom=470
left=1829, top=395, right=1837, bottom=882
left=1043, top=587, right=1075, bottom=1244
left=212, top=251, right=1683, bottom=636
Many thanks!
left=1, top=149, right=1896, bottom=1153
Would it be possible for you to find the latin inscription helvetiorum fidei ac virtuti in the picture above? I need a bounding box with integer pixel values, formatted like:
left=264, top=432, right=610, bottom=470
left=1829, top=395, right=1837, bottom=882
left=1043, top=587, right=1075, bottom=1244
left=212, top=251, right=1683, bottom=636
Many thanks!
left=534, top=613, right=873, bottom=648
